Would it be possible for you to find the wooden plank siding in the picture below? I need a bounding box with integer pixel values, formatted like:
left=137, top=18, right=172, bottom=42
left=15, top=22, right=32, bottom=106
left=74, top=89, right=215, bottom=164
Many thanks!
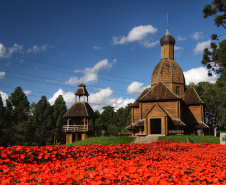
left=189, top=105, right=203, bottom=122
left=133, top=108, right=140, bottom=123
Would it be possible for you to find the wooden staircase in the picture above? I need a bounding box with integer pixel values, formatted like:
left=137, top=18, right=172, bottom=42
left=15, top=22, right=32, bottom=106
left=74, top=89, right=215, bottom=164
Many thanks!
left=134, top=135, right=163, bottom=143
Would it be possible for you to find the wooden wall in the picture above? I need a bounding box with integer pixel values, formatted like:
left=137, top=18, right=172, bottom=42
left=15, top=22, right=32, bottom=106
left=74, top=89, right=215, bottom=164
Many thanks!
left=141, top=101, right=179, bottom=120
left=161, top=44, right=174, bottom=59
left=189, top=105, right=204, bottom=122
left=132, top=107, right=140, bottom=123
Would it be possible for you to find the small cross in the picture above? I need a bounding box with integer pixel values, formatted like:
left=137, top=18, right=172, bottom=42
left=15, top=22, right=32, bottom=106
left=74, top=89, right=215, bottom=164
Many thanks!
left=222, top=135, right=226, bottom=144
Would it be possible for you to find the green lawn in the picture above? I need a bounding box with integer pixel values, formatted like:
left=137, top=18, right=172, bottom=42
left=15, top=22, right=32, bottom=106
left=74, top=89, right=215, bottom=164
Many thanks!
left=157, top=135, right=220, bottom=144
left=67, top=136, right=136, bottom=146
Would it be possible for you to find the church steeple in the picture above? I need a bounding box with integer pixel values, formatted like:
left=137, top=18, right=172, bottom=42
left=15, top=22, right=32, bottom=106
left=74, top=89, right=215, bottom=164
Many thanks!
left=160, top=17, right=175, bottom=60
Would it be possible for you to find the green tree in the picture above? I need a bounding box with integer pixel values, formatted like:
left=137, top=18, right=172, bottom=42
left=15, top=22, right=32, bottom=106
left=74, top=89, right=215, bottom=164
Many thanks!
left=32, top=96, right=54, bottom=146
left=101, top=106, right=117, bottom=135
left=202, top=0, right=226, bottom=78
left=0, top=95, right=9, bottom=146
left=52, top=95, right=67, bottom=144
left=188, top=82, right=226, bottom=127
left=5, top=87, right=30, bottom=146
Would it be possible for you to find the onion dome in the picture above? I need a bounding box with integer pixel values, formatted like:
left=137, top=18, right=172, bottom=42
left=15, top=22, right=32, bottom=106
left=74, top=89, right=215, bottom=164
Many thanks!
left=160, top=27, right=175, bottom=46
left=151, top=59, right=185, bottom=86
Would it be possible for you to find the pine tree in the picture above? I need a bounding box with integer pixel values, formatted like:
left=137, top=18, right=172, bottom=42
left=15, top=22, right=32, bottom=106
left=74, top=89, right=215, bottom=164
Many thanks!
left=0, top=95, right=9, bottom=146
left=52, top=95, right=67, bottom=144
left=5, top=87, right=30, bottom=146
left=32, top=96, right=54, bottom=146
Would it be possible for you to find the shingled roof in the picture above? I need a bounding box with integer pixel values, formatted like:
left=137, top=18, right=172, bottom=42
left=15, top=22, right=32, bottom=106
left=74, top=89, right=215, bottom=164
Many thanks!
left=183, top=87, right=204, bottom=105
left=130, top=88, right=149, bottom=107
left=151, top=59, right=185, bottom=86
left=75, top=83, right=89, bottom=96
left=140, top=82, right=181, bottom=101
left=63, top=102, right=95, bottom=118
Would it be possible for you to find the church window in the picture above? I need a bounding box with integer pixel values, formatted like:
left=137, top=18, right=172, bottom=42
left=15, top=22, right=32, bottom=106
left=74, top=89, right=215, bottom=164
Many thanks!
left=176, top=86, right=180, bottom=94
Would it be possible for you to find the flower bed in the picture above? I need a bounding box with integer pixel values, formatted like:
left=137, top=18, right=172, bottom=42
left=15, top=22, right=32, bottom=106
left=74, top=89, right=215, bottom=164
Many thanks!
left=0, top=141, right=226, bottom=184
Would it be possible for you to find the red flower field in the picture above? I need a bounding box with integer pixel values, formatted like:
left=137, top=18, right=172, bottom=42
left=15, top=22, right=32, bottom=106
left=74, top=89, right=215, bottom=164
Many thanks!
left=0, top=141, right=226, bottom=184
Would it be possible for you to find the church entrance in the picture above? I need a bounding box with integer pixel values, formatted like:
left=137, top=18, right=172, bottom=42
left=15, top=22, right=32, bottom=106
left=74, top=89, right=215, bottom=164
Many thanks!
left=150, top=118, right=161, bottom=134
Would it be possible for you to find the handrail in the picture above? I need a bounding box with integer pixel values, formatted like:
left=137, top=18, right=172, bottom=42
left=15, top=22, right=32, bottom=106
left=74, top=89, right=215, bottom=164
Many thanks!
left=62, top=125, right=88, bottom=132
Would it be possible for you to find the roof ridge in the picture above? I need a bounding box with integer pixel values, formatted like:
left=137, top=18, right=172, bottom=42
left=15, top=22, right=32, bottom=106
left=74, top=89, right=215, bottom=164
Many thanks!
left=158, top=59, right=165, bottom=83
left=169, top=59, right=173, bottom=82
left=84, top=102, right=89, bottom=116
left=139, top=88, right=151, bottom=101
left=192, top=87, right=203, bottom=103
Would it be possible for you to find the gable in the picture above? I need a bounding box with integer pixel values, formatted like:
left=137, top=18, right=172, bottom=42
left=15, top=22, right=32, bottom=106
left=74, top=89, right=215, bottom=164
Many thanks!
left=140, top=82, right=181, bottom=101
left=183, top=87, right=204, bottom=105
left=144, top=103, right=168, bottom=118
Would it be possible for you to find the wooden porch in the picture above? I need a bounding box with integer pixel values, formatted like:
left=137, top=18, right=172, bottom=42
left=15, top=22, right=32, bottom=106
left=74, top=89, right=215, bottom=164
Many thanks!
left=62, top=125, right=88, bottom=132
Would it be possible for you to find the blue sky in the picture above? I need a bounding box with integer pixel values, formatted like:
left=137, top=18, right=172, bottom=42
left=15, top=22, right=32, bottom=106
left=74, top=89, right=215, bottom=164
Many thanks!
left=0, top=0, right=222, bottom=111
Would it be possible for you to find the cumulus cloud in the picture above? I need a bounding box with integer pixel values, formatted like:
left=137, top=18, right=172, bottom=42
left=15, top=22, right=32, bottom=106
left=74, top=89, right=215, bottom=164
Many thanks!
left=191, top=32, right=204, bottom=40
left=143, top=40, right=159, bottom=48
left=177, top=36, right=186, bottom=41
left=113, top=25, right=158, bottom=45
left=174, top=46, right=183, bottom=50
left=24, top=90, right=32, bottom=95
left=184, top=67, right=217, bottom=85
left=0, top=43, right=23, bottom=58
left=89, top=87, right=135, bottom=111
left=49, top=88, right=135, bottom=111
left=0, top=90, right=8, bottom=106
left=0, top=71, right=6, bottom=79
left=93, top=46, right=103, bottom=50
left=65, top=59, right=115, bottom=85
left=127, top=81, right=150, bottom=95
left=193, top=40, right=211, bottom=55
left=27, top=44, right=54, bottom=53
left=48, top=89, right=74, bottom=107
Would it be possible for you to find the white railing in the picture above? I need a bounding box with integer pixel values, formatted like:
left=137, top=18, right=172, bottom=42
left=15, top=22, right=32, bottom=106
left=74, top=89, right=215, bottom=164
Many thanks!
left=62, top=125, right=88, bottom=132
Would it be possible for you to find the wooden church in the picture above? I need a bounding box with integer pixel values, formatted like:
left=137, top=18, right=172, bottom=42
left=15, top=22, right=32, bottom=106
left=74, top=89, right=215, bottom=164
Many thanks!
left=62, top=83, right=95, bottom=144
left=127, top=26, right=208, bottom=136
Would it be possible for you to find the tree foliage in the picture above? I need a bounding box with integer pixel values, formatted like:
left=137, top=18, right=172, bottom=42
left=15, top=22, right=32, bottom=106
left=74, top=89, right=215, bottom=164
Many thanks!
left=32, top=96, right=54, bottom=146
left=187, top=82, right=226, bottom=126
left=202, top=0, right=226, bottom=77
left=4, top=87, right=30, bottom=146
left=52, top=95, right=67, bottom=144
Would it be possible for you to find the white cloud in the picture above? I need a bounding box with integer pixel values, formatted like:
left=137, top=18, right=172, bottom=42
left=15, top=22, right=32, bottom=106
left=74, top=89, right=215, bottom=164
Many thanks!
left=24, top=90, right=32, bottom=95
left=93, top=46, right=103, bottom=50
left=191, top=32, right=204, bottom=40
left=0, top=43, right=23, bottom=58
left=48, top=89, right=74, bottom=107
left=65, top=59, right=115, bottom=85
left=184, top=67, right=217, bottom=85
left=49, top=88, right=135, bottom=112
left=177, top=36, right=186, bottom=41
left=113, top=25, right=158, bottom=45
left=143, top=40, right=159, bottom=48
left=0, top=71, right=6, bottom=79
left=0, top=90, right=8, bottom=106
left=127, top=81, right=150, bottom=95
left=193, top=40, right=211, bottom=55
left=27, top=44, right=54, bottom=53
left=89, top=87, right=135, bottom=111
left=174, top=46, right=183, bottom=50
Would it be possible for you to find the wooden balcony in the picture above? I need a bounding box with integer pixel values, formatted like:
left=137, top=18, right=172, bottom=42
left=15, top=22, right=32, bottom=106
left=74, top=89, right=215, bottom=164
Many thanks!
left=62, top=125, right=88, bottom=132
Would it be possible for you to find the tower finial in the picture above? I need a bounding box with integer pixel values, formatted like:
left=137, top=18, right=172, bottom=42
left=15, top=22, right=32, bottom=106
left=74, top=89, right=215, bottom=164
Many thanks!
left=167, top=13, right=168, bottom=28
left=165, top=14, right=170, bottom=35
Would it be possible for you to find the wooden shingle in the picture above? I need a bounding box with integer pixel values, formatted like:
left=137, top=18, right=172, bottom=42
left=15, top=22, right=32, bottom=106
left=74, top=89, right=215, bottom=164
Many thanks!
left=140, top=82, right=181, bottom=101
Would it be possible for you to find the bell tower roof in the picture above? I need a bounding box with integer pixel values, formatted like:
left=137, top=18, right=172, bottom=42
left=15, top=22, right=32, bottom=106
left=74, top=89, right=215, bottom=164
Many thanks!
left=75, top=83, right=89, bottom=96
